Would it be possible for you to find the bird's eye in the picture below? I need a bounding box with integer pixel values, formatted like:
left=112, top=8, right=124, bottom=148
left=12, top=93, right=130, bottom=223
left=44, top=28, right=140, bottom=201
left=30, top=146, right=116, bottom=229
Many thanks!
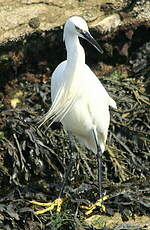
left=75, top=26, right=82, bottom=33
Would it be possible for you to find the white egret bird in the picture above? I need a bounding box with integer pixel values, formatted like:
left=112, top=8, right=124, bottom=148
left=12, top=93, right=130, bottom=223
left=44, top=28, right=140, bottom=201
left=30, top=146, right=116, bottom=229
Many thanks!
left=31, top=16, right=117, bottom=214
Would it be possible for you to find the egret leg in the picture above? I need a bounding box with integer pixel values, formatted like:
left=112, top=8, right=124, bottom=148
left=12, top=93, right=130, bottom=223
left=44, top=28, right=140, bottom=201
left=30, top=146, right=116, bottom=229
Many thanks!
left=80, top=129, right=108, bottom=215
left=59, top=147, right=77, bottom=198
left=93, top=135, right=103, bottom=199
left=30, top=134, right=77, bottom=214
left=96, top=145, right=102, bottom=199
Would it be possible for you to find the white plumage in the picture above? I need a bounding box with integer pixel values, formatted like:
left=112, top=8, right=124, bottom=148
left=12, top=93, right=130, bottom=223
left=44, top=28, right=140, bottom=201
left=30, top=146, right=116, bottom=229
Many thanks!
left=39, top=16, right=116, bottom=155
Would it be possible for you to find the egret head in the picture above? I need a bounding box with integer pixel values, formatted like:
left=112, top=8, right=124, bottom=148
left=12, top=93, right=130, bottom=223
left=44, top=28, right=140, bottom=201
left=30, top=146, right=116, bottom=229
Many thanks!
left=63, top=16, right=103, bottom=54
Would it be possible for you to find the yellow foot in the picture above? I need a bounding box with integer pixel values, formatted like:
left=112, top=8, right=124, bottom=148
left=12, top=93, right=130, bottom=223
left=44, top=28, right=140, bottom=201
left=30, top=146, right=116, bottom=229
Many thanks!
left=80, top=195, right=109, bottom=215
left=30, top=198, right=63, bottom=214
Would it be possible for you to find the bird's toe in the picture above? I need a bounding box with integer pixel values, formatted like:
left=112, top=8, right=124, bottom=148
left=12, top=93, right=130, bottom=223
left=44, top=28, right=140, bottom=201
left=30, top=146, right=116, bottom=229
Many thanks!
left=80, top=195, right=109, bottom=215
left=30, top=198, right=64, bottom=214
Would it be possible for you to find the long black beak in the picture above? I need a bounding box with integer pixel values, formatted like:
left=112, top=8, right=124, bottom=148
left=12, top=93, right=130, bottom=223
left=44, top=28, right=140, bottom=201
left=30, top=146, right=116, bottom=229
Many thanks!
left=82, top=31, right=103, bottom=54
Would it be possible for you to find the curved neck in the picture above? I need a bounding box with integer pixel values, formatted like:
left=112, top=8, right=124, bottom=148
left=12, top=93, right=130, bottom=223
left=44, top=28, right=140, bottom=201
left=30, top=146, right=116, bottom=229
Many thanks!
left=65, top=35, right=85, bottom=68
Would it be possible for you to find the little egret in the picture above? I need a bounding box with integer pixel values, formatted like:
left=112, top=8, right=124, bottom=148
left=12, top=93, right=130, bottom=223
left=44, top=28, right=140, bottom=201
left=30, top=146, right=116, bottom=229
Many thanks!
left=31, top=16, right=117, bottom=214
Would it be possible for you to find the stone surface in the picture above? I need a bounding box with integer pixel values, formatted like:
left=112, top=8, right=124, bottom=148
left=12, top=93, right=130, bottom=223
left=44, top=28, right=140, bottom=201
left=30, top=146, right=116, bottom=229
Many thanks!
left=0, top=0, right=149, bottom=45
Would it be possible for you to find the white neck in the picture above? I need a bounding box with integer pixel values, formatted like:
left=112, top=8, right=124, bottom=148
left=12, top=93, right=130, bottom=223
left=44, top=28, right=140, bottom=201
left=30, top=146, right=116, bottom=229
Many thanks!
left=65, top=34, right=85, bottom=70
left=61, top=33, right=85, bottom=99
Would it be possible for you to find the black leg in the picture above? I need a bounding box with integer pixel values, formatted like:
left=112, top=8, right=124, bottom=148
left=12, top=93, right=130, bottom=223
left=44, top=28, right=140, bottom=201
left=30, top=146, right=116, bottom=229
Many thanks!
left=92, top=130, right=103, bottom=199
left=96, top=145, right=103, bottom=199
left=58, top=135, right=77, bottom=198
